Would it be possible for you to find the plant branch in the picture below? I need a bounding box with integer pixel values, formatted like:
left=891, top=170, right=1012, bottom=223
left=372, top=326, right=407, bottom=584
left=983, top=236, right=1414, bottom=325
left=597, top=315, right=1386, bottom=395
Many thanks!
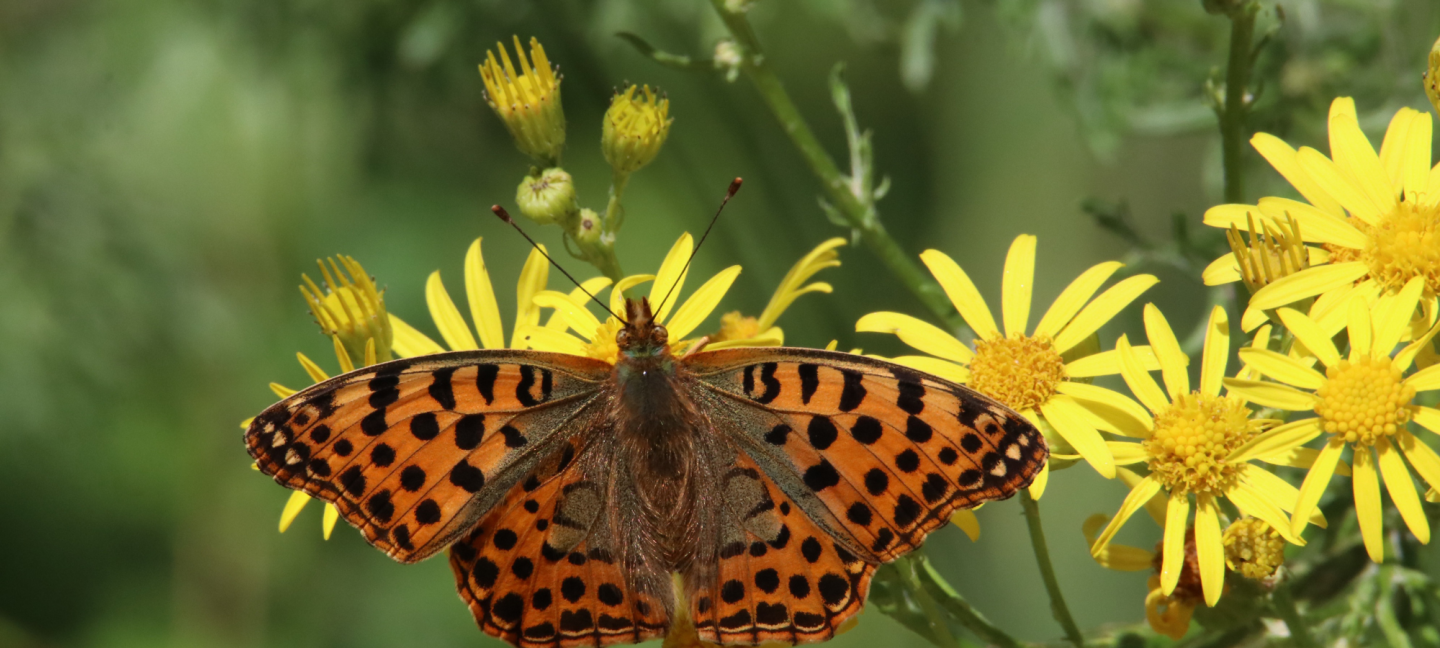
left=915, top=554, right=1028, bottom=648
left=1216, top=2, right=1258, bottom=204
left=895, top=553, right=963, bottom=647
left=706, top=1, right=964, bottom=332
left=1020, top=491, right=1086, bottom=648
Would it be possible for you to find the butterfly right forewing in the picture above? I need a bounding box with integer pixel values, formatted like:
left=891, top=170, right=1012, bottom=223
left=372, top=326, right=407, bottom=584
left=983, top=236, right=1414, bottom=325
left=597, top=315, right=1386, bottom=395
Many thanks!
left=245, top=351, right=613, bottom=563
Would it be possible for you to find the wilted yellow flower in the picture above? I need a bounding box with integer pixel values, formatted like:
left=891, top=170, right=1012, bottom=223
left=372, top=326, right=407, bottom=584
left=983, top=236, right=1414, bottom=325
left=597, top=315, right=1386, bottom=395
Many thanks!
left=1203, top=98, right=1440, bottom=330
left=603, top=85, right=672, bottom=179
left=1223, top=517, right=1286, bottom=582
left=1225, top=278, right=1440, bottom=562
left=480, top=36, right=565, bottom=164
left=857, top=235, right=1160, bottom=492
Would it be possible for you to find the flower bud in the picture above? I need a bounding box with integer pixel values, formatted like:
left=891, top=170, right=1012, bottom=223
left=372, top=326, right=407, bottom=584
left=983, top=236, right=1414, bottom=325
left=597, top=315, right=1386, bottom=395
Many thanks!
left=572, top=208, right=602, bottom=245
left=1225, top=213, right=1310, bottom=295
left=1427, top=34, right=1440, bottom=116
left=300, top=256, right=393, bottom=367
left=516, top=167, right=578, bottom=225
left=602, top=85, right=672, bottom=179
left=1222, top=517, right=1285, bottom=582
left=480, top=36, right=565, bottom=164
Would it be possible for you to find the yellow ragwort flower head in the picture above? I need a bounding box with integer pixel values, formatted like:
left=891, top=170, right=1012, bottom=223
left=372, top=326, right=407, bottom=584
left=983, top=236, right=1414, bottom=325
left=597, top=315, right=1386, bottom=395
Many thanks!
left=1091, top=305, right=1313, bottom=608
left=1226, top=278, right=1440, bottom=562
left=1202, top=98, right=1440, bottom=331
left=857, top=235, right=1160, bottom=494
left=480, top=36, right=565, bottom=164
left=301, top=255, right=393, bottom=367
left=710, top=237, right=846, bottom=349
left=515, top=167, right=578, bottom=225
left=603, top=85, right=672, bottom=179
left=1223, top=517, right=1286, bottom=582
left=1221, top=214, right=1313, bottom=295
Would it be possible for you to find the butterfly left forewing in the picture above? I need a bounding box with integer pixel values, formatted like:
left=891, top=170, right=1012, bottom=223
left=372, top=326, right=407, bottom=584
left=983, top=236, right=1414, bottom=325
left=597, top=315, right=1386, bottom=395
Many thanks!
left=688, top=348, right=1046, bottom=563
left=246, top=351, right=612, bottom=563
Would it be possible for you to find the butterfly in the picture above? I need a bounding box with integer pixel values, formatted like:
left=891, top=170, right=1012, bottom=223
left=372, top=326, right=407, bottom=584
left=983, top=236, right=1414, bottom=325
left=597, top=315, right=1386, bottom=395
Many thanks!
left=246, top=290, right=1047, bottom=646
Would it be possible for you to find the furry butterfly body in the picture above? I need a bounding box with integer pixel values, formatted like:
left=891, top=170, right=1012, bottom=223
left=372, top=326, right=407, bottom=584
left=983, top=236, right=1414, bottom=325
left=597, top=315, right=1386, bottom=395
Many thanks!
left=246, top=297, right=1046, bottom=647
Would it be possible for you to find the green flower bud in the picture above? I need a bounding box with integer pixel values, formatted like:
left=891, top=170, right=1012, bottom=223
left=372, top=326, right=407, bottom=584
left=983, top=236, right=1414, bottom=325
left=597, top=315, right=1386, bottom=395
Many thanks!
left=516, top=167, right=578, bottom=225
left=480, top=36, right=565, bottom=165
left=572, top=208, right=602, bottom=245
left=602, top=85, right=672, bottom=179
left=1427, top=35, right=1440, bottom=116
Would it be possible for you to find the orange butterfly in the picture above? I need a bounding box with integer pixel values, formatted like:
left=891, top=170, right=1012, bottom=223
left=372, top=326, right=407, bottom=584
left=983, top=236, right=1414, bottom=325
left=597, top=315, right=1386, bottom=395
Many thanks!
left=246, top=192, right=1046, bottom=647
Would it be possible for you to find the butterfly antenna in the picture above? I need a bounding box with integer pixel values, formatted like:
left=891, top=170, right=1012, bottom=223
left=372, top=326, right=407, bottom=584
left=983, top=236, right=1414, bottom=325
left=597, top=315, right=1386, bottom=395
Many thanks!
left=657, top=177, right=743, bottom=314
left=490, top=205, right=624, bottom=323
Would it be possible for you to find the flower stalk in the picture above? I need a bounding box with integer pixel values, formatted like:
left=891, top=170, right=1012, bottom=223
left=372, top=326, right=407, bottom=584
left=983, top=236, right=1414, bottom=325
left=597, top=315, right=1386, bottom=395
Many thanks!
left=1021, top=490, right=1086, bottom=648
left=1215, top=1, right=1259, bottom=204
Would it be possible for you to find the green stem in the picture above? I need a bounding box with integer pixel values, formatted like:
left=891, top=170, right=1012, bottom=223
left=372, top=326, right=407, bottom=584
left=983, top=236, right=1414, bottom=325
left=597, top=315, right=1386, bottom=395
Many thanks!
left=1020, top=491, right=1085, bottom=648
left=1218, top=2, right=1258, bottom=204
left=1376, top=564, right=1414, bottom=648
left=915, top=555, right=1027, bottom=648
left=707, top=1, right=964, bottom=332
left=895, top=553, right=961, bottom=648
left=1271, top=584, right=1318, bottom=648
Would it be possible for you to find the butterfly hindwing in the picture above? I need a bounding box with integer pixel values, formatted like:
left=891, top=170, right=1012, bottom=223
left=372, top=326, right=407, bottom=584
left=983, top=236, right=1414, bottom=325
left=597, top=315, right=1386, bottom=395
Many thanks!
left=688, top=348, right=1047, bottom=562
left=245, top=351, right=612, bottom=563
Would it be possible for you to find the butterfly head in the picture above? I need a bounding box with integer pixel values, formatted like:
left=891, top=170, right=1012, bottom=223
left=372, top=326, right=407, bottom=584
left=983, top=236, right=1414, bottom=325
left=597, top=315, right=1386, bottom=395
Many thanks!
left=616, top=297, right=669, bottom=359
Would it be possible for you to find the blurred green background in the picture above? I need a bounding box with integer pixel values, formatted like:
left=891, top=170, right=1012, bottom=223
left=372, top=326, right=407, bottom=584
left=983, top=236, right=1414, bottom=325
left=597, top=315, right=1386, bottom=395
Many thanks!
left=3, top=0, right=1437, bottom=646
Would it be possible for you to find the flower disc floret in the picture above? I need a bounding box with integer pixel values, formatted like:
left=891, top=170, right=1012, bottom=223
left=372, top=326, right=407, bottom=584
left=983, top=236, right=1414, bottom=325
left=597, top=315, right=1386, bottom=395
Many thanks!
left=1314, top=355, right=1416, bottom=445
left=1222, top=518, right=1285, bottom=581
left=1142, top=393, right=1254, bottom=494
left=967, top=334, right=1066, bottom=413
left=585, top=318, right=624, bottom=364
left=1364, top=201, right=1440, bottom=295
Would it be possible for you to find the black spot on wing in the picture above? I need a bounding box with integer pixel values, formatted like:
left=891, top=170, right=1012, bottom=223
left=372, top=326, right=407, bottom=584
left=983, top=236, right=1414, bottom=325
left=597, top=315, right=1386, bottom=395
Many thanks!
left=475, top=364, right=499, bottom=404
left=798, top=364, right=820, bottom=404
left=838, top=370, right=866, bottom=411
left=428, top=367, right=457, bottom=410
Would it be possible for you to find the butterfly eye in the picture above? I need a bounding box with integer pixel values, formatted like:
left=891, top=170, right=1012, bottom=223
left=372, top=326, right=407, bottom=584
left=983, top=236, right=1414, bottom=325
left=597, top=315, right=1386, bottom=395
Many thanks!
left=652, top=326, right=668, bottom=345
left=616, top=329, right=631, bottom=345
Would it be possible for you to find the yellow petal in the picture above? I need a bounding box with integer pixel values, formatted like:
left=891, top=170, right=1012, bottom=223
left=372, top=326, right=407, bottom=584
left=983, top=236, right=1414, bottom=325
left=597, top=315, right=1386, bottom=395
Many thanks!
left=1237, top=348, right=1326, bottom=390
left=270, top=383, right=297, bottom=399
left=1091, top=475, right=1162, bottom=556
left=331, top=336, right=354, bottom=373
left=1203, top=203, right=1267, bottom=229
left=1143, top=304, right=1189, bottom=399
left=1276, top=308, right=1341, bottom=367
left=1028, top=460, right=1049, bottom=499
left=1202, top=253, right=1242, bottom=286
left=1399, top=426, right=1440, bottom=491
left=1250, top=132, right=1346, bottom=216
left=1001, top=235, right=1037, bottom=337
left=1297, top=145, right=1385, bottom=225
left=1062, top=345, right=1166, bottom=378
left=1055, top=382, right=1153, bottom=437
left=1117, top=334, right=1171, bottom=415
left=920, top=249, right=1000, bottom=341
left=1161, top=492, right=1190, bottom=595
left=1408, top=364, right=1440, bottom=392
left=1255, top=197, right=1369, bottom=249
left=610, top=274, right=656, bottom=318
left=1226, top=480, right=1305, bottom=545
left=1397, top=320, right=1440, bottom=372
left=464, top=238, right=506, bottom=350
left=1200, top=306, right=1230, bottom=398
left=296, top=352, right=330, bottom=383
left=546, top=278, right=613, bottom=331
left=388, top=314, right=446, bottom=357
left=533, top=291, right=602, bottom=339
left=1309, top=280, right=1379, bottom=338
left=521, top=326, right=590, bottom=356
left=1352, top=445, right=1385, bottom=562
left=1372, top=277, right=1426, bottom=357
left=1221, top=379, right=1319, bottom=411
left=279, top=490, right=311, bottom=533
left=1053, top=275, right=1159, bottom=354
left=1035, top=261, right=1125, bottom=337
left=322, top=503, right=339, bottom=540
left=950, top=509, right=981, bottom=541
left=513, top=246, right=551, bottom=346
left=1347, top=296, right=1372, bottom=362
left=1240, top=463, right=1327, bottom=527
left=757, top=238, right=845, bottom=329
left=1380, top=107, right=1415, bottom=189
left=1377, top=438, right=1429, bottom=544
left=426, top=271, right=479, bottom=351
left=1398, top=109, right=1431, bottom=196
left=664, top=266, right=741, bottom=341
left=1293, top=437, right=1345, bottom=537
left=1247, top=262, right=1371, bottom=313
left=1258, top=446, right=1351, bottom=478
left=1227, top=418, right=1323, bottom=463
left=855, top=312, right=974, bottom=363
left=1039, top=396, right=1115, bottom=479
left=649, top=234, right=695, bottom=324
left=1105, top=442, right=1146, bottom=465
left=1328, top=97, right=1399, bottom=219
left=1194, top=494, right=1225, bottom=607
left=1118, top=467, right=1169, bottom=527
left=1084, top=513, right=1155, bottom=571
left=886, top=355, right=970, bottom=384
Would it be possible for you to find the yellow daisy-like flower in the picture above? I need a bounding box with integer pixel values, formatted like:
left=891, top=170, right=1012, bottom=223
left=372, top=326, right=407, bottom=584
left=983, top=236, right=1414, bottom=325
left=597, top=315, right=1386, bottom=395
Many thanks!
left=537, top=233, right=741, bottom=364
left=1203, top=97, right=1440, bottom=330
left=711, top=237, right=847, bottom=348
left=1224, top=277, right=1440, bottom=562
left=480, top=36, right=565, bottom=164
left=856, top=235, right=1160, bottom=490
left=1090, top=305, right=1313, bottom=607
left=387, top=238, right=611, bottom=358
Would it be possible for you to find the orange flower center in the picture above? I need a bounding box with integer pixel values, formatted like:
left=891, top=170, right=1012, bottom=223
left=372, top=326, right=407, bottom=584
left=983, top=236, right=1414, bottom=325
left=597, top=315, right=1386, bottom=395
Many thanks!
left=1143, top=393, right=1255, bottom=495
left=967, top=334, right=1066, bottom=413
left=1314, top=355, right=1415, bottom=446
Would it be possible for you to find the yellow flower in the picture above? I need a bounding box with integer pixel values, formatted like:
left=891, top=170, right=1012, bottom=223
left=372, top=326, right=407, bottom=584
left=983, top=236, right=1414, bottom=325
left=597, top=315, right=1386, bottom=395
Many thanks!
left=710, top=237, right=847, bottom=349
left=1224, top=277, right=1440, bottom=562
left=536, top=233, right=740, bottom=364
left=1090, top=305, right=1312, bottom=607
left=388, top=237, right=612, bottom=356
left=480, top=36, right=565, bottom=164
left=602, top=85, right=672, bottom=179
left=1203, top=98, right=1440, bottom=330
left=856, top=235, right=1160, bottom=491
left=1222, top=517, right=1286, bottom=582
